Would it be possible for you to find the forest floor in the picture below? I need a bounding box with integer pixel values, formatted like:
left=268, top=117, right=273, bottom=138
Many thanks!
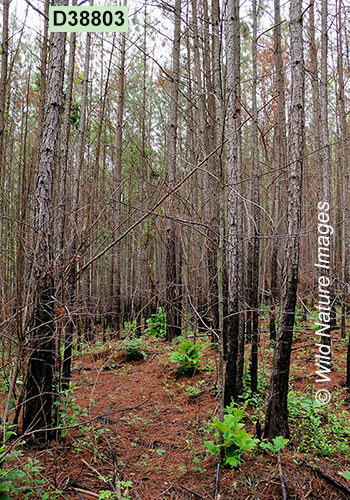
left=8, top=317, right=350, bottom=500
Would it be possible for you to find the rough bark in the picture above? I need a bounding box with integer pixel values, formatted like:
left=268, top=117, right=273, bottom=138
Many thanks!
left=165, top=0, right=181, bottom=342
left=110, top=26, right=126, bottom=335
left=63, top=31, right=91, bottom=388
left=224, top=0, right=245, bottom=406
left=264, top=0, right=304, bottom=439
left=56, top=5, right=77, bottom=260
left=270, top=0, right=286, bottom=342
left=0, top=0, right=10, bottom=172
left=250, top=0, right=260, bottom=394
left=23, top=12, right=67, bottom=440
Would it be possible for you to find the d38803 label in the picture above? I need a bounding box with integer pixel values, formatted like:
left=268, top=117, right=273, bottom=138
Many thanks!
left=49, top=6, right=128, bottom=32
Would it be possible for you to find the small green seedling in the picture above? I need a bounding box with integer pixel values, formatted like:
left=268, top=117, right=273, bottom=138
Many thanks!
left=204, top=402, right=259, bottom=467
left=260, top=435, right=289, bottom=453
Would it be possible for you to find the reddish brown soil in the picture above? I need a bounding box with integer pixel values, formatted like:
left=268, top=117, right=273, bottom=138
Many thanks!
left=12, top=325, right=350, bottom=499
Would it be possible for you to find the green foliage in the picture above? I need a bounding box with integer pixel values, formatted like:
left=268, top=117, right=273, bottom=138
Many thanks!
left=69, top=99, right=81, bottom=129
left=288, top=391, right=350, bottom=456
left=123, top=339, right=147, bottom=361
left=99, top=481, right=132, bottom=499
left=145, top=307, right=166, bottom=338
left=186, top=380, right=206, bottom=398
left=0, top=425, right=61, bottom=499
left=168, top=340, right=203, bottom=374
left=260, top=436, right=289, bottom=453
left=343, top=471, right=350, bottom=480
left=123, top=321, right=138, bottom=339
left=204, top=403, right=259, bottom=467
left=172, top=335, right=185, bottom=345
left=156, top=449, right=166, bottom=456
left=53, top=383, right=87, bottom=437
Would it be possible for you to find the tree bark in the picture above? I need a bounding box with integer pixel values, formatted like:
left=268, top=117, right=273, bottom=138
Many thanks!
left=165, top=0, right=181, bottom=342
left=0, top=0, right=10, bottom=172
left=264, top=0, right=304, bottom=439
left=110, top=22, right=126, bottom=336
left=23, top=8, right=67, bottom=440
left=269, top=0, right=286, bottom=342
left=250, top=0, right=260, bottom=394
left=62, top=29, right=91, bottom=388
left=224, top=0, right=245, bottom=406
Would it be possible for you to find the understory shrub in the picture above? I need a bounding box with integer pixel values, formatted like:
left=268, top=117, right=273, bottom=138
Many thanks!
left=0, top=425, right=62, bottom=499
left=168, top=340, right=203, bottom=373
left=145, top=307, right=166, bottom=338
left=204, top=403, right=259, bottom=467
left=123, top=339, right=147, bottom=361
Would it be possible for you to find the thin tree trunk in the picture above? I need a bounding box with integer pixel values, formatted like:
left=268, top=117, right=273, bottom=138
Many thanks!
left=270, top=0, right=286, bottom=342
left=56, top=1, right=77, bottom=261
left=250, top=0, right=260, bottom=394
left=336, top=1, right=350, bottom=386
left=137, top=8, right=147, bottom=331
left=264, top=0, right=304, bottom=439
left=166, top=0, right=181, bottom=342
left=224, top=0, right=245, bottom=406
left=0, top=0, right=10, bottom=172
left=62, top=30, right=91, bottom=388
left=111, top=21, right=126, bottom=336
left=319, top=0, right=334, bottom=343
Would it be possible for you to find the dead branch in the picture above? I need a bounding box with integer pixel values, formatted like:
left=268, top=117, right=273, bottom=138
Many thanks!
left=178, top=484, right=203, bottom=498
left=73, top=488, right=100, bottom=498
left=301, top=459, right=350, bottom=497
left=277, top=454, right=288, bottom=500
left=214, top=463, right=220, bottom=499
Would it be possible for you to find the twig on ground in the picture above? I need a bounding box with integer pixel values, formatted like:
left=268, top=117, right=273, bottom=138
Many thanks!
left=178, top=483, right=203, bottom=498
left=214, top=463, right=220, bottom=499
left=73, top=488, right=100, bottom=498
left=277, top=453, right=288, bottom=500
left=70, top=487, right=84, bottom=500
left=301, top=459, right=350, bottom=497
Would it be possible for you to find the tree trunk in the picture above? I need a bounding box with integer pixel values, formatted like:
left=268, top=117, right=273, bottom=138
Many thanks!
left=264, top=0, right=304, bottom=439
left=56, top=1, right=77, bottom=261
left=23, top=11, right=67, bottom=441
left=165, top=0, right=181, bottom=342
left=110, top=22, right=126, bottom=336
left=224, top=0, right=245, bottom=406
left=0, top=0, right=10, bottom=172
left=269, top=0, right=286, bottom=342
left=250, top=0, right=260, bottom=394
left=62, top=30, right=91, bottom=388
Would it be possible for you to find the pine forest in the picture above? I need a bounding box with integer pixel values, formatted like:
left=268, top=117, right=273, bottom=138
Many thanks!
left=1, top=0, right=350, bottom=498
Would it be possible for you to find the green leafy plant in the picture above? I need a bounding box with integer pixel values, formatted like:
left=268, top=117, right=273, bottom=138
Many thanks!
left=343, top=471, right=350, bottom=480
left=123, top=339, right=147, bottom=360
left=186, top=380, right=206, bottom=398
left=0, top=425, right=62, bottom=499
left=260, top=435, right=289, bottom=453
left=99, top=481, right=132, bottom=500
left=204, top=403, right=259, bottom=467
left=288, top=391, right=350, bottom=456
left=168, top=340, right=203, bottom=374
left=53, top=383, right=87, bottom=437
left=145, top=307, right=166, bottom=338
left=123, top=321, right=138, bottom=338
